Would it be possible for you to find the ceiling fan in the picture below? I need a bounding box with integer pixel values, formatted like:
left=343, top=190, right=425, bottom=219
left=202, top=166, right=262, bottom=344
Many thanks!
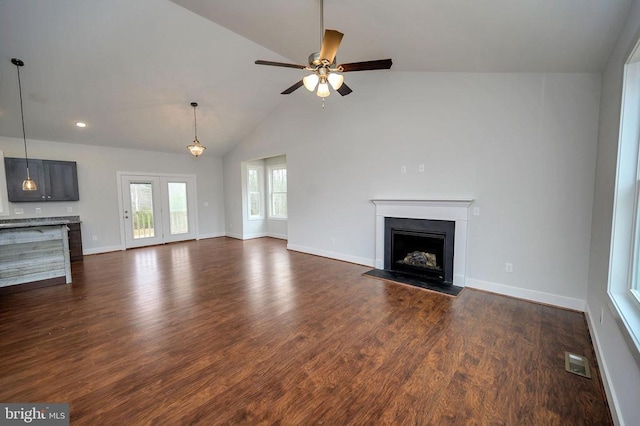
left=255, top=0, right=392, bottom=99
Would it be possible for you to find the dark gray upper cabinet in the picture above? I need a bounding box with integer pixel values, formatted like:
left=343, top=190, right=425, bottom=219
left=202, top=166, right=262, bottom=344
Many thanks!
left=4, top=157, right=79, bottom=202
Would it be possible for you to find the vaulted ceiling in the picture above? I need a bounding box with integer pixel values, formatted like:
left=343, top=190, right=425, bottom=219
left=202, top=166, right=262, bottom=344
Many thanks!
left=0, top=0, right=632, bottom=156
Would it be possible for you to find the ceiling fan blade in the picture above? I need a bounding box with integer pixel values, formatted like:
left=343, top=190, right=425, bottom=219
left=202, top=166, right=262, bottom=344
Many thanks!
left=319, top=29, right=343, bottom=63
left=255, top=60, right=306, bottom=69
left=281, top=80, right=304, bottom=95
left=339, top=59, right=393, bottom=72
left=337, top=83, right=353, bottom=96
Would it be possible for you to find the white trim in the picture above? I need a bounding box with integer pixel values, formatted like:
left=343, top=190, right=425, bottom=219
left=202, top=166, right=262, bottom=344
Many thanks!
left=607, top=58, right=640, bottom=365
left=242, top=232, right=267, bottom=240
left=466, top=278, right=585, bottom=311
left=585, top=302, right=622, bottom=426
left=267, top=232, right=288, bottom=240
left=287, top=243, right=374, bottom=267
left=197, top=232, right=225, bottom=240
left=83, top=245, right=124, bottom=255
left=372, top=198, right=473, bottom=286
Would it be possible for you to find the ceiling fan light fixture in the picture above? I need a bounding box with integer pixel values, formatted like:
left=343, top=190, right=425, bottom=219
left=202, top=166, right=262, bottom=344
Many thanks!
left=303, top=73, right=319, bottom=91
left=316, top=81, right=330, bottom=98
left=327, top=72, right=344, bottom=90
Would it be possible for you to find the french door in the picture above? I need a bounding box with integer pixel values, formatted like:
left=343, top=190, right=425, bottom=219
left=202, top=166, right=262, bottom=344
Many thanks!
left=120, top=174, right=197, bottom=249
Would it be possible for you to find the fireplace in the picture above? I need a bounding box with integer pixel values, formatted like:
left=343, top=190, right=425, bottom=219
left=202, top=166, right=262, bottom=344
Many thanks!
left=372, top=199, right=473, bottom=287
left=385, top=217, right=455, bottom=285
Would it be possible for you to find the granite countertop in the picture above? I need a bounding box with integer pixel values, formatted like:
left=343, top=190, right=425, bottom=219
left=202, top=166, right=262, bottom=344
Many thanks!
left=0, top=216, right=81, bottom=229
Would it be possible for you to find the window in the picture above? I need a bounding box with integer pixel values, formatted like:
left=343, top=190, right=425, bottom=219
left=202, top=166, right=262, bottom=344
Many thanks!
left=268, top=165, right=287, bottom=219
left=608, top=54, right=640, bottom=361
left=247, top=165, right=264, bottom=220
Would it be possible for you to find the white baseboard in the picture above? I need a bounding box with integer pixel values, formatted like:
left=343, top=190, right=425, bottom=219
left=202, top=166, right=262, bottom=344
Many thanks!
left=197, top=232, right=225, bottom=240
left=286, top=243, right=374, bottom=267
left=224, top=232, right=268, bottom=240
left=267, top=232, right=288, bottom=240
left=242, top=232, right=267, bottom=240
left=465, top=278, right=586, bottom=311
left=83, top=245, right=123, bottom=255
left=585, top=302, right=621, bottom=426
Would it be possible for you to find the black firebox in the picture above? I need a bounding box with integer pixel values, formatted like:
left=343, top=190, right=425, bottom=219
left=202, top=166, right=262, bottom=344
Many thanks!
left=384, top=217, right=455, bottom=285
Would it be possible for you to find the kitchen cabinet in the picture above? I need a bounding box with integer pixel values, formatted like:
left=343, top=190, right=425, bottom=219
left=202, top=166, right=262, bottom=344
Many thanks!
left=67, top=222, right=83, bottom=262
left=0, top=224, right=72, bottom=290
left=4, top=157, right=79, bottom=202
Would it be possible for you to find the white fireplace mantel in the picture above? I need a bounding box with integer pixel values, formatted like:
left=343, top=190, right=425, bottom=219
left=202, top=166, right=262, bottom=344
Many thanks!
left=371, top=199, right=474, bottom=286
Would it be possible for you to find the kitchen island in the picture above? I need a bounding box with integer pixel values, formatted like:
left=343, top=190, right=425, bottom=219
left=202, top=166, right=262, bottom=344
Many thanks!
left=0, top=216, right=79, bottom=293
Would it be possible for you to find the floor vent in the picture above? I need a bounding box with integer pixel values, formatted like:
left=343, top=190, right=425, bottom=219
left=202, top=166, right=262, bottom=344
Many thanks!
left=565, top=352, right=591, bottom=378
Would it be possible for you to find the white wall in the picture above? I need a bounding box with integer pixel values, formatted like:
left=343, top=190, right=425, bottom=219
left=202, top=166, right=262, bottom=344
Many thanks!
left=223, top=71, right=601, bottom=308
left=586, top=0, right=640, bottom=423
left=0, top=136, right=225, bottom=253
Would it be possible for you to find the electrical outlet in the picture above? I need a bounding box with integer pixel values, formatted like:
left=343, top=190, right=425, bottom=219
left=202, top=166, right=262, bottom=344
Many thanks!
left=67, top=207, right=73, bottom=213
left=204, top=202, right=209, bottom=207
left=473, top=207, right=480, bottom=216
left=401, top=165, right=407, bottom=174
left=35, top=208, right=42, bottom=214
left=14, top=208, right=24, bottom=215
left=418, top=164, right=425, bottom=172
left=505, top=263, right=513, bottom=273
left=92, top=235, right=98, bottom=241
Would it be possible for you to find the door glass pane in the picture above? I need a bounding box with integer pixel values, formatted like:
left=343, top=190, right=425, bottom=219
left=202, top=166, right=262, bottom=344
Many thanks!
left=130, top=183, right=155, bottom=239
left=168, top=182, right=188, bottom=235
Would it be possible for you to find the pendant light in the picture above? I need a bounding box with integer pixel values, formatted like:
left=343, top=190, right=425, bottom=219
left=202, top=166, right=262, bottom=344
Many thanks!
left=11, top=58, right=37, bottom=191
left=186, top=102, right=206, bottom=157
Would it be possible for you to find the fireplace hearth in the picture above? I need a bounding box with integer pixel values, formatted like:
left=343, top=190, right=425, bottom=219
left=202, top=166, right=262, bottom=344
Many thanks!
left=364, top=214, right=463, bottom=296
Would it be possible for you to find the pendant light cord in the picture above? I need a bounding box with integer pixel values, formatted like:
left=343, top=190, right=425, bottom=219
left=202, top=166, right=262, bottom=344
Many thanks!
left=16, top=63, right=30, bottom=173
left=193, top=104, right=198, bottom=141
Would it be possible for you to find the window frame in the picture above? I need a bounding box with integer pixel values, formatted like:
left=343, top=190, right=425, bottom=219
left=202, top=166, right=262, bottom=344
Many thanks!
left=607, top=55, right=640, bottom=367
left=267, top=164, right=287, bottom=220
left=246, top=165, right=264, bottom=221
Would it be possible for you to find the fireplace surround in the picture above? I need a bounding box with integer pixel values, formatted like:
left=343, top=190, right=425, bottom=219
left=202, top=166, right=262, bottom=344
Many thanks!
left=372, top=199, right=473, bottom=287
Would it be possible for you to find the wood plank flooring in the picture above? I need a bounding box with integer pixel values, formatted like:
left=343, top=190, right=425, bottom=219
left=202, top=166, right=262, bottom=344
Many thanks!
left=0, top=237, right=611, bottom=424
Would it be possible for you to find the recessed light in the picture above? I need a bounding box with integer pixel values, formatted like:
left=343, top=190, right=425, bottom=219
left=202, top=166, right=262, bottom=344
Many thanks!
left=75, top=122, right=87, bottom=128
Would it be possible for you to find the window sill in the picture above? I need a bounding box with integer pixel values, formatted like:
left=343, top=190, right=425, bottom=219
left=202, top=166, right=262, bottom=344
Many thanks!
left=267, top=216, right=287, bottom=221
left=608, top=289, right=640, bottom=369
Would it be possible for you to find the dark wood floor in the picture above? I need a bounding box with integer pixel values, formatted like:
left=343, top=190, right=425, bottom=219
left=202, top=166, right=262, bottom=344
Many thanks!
left=0, top=237, right=611, bottom=424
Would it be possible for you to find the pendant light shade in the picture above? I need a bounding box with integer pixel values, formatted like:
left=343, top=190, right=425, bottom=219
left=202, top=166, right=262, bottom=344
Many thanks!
left=187, top=102, right=206, bottom=157
left=12, top=58, right=37, bottom=191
